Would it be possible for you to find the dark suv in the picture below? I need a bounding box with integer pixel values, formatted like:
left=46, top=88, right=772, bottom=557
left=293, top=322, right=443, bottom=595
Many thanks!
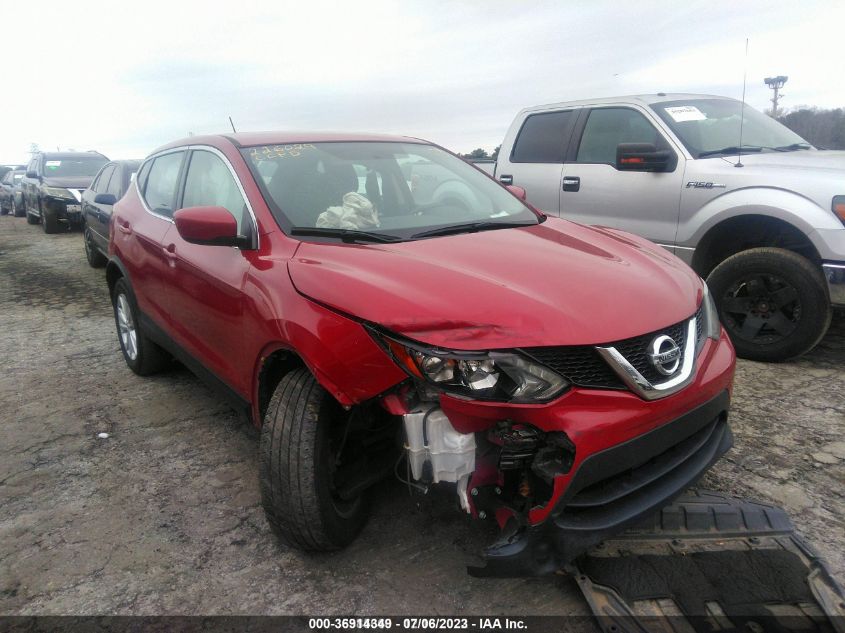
left=22, top=151, right=109, bottom=233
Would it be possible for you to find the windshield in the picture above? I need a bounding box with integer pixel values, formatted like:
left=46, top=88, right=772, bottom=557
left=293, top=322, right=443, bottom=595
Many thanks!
left=652, top=99, right=811, bottom=158
left=241, top=142, right=537, bottom=240
left=43, top=156, right=108, bottom=178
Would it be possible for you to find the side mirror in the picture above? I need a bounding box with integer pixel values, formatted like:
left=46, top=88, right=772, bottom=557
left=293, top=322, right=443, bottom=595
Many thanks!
left=616, top=143, right=674, bottom=172
left=505, top=184, right=527, bottom=200
left=26, top=171, right=39, bottom=179
left=94, top=193, right=117, bottom=205
left=173, top=206, right=244, bottom=247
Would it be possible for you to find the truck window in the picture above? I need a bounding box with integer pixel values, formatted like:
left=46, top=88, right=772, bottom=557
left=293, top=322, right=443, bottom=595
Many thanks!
left=576, top=108, right=667, bottom=165
left=511, top=111, right=575, bottom=163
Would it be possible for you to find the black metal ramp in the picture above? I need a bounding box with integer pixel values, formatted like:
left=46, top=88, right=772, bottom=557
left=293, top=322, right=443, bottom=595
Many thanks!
left=569, top=490, right=845, bottom=633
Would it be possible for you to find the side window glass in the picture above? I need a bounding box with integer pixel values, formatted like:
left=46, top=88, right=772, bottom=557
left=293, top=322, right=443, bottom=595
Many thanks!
left=576, top=108, right=666, bottom=165
left=143, top=152, right=184, bottom=217
left=107, top=167, right=123, bottom=197
left=181, top=150, right=249, bottom=235
left=511, top=111, right=575, bottom=163
left=96, top=165, right=115, bottom=194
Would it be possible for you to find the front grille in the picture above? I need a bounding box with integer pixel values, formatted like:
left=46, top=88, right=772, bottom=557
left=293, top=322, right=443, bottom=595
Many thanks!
left=522, top=306, right=702, bottom=390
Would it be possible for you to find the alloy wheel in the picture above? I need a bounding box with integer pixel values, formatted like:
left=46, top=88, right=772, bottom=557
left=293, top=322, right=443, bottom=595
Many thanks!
left=720, top=273, right=800, bottom=345
left=116, top=293, right=139, bottom=360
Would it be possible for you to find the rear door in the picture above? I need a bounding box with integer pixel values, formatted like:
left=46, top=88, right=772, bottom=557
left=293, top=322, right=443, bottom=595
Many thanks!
left=494, top=109, right=578, bottom=215
left=113, top=150, right=186, bottom=330
left=160, top=147, right=255, bottom=396
left=560, top=106, right=685, bottom=246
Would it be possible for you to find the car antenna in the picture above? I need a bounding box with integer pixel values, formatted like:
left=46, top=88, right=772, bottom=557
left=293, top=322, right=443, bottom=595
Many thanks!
left=228, top=116, right=237, bottom=134
left=736, top=38, right=748, bottom=168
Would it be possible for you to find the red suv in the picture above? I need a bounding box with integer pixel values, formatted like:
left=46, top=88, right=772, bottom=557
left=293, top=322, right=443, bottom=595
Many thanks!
left=106, top=132, right=736, bottom=576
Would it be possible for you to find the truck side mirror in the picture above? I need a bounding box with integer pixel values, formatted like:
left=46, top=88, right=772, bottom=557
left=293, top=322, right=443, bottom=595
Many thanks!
left=616, top=143, right=674, bottom=172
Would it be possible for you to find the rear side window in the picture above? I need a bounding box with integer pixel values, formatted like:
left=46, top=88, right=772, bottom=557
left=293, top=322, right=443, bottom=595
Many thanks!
left=511, top=111, right=575, bottom=163
left=143, top=152, right=184, bottom=217
left=576, top=108, right=667, bottom=165
left=135, top=160, right=152, bottom=194
left=181, top=150, right=250, bottom=235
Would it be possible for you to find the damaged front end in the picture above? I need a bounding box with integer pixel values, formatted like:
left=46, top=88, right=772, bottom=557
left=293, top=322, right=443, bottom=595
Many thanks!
left=367, top=312, right=735, bottom=578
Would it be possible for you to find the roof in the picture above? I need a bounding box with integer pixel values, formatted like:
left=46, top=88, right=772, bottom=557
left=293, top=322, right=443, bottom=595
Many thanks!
left=153, top=131, right=427, bottom=154
left=520, top=93, right=737, bottom=114
left=37, top=151, right=107, bottom=159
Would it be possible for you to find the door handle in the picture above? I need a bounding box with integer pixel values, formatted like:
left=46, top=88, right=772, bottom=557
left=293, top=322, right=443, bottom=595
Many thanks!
left=116, top=220, right=132, bottom=234
left=163, top=243, right=177, bottom=258
left=499, top=174, right=513, bottom=185
left=562, top=176, right=580, bottom=192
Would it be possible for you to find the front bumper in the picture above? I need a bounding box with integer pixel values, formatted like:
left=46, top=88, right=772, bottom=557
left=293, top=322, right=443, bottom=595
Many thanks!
left=823, top=262, right=845, bottom=307
left=468, top=389, right=732, bottom=577
left=44, top=197, right=82, bottom=222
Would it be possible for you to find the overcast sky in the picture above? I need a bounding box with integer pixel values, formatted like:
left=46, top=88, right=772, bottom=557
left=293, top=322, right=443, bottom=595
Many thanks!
left=2, top=0, right=843, bottom=164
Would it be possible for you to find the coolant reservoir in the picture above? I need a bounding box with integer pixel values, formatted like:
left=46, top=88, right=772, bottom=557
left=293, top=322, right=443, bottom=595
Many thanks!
left=403, top=407, right=475, bottom=483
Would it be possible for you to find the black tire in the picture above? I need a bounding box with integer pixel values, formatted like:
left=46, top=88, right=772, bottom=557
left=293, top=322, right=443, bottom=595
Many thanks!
left=260, top=369, right=368, bottom=551
left=111, top=278, right=169, bottom=375
left=707, top=247, right=832, bottom=361
left=0, top=202, right=8, bottom=216
left=12, top=199, right=25, bottom=217
left=84, top=226, right=107, bottom=268
left=41, top=203, right=60, bottom=234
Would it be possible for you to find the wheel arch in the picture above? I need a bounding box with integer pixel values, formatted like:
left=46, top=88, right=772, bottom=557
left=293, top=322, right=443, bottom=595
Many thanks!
left=252, top=343, right=307, bottom=427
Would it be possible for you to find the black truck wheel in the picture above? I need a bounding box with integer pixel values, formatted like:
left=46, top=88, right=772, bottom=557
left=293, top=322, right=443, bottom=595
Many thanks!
left=84, top=226, right=107, bottom=268
left=259, top=368, right=369, bottom=551
left=111, top=278, right=169, bottom=375
left=12, top=199, right=25, bottom=217
left=707, top=248, right=831, bottom=361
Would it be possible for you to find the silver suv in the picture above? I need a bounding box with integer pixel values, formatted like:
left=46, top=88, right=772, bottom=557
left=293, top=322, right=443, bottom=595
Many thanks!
left=493, top=93, right=845, bottom=361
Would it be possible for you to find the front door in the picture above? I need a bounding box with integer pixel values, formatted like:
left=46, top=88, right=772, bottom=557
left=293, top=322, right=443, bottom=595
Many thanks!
left=560, top=106, right=685, bottom=246
left=162, top=148, right=256, bottom=397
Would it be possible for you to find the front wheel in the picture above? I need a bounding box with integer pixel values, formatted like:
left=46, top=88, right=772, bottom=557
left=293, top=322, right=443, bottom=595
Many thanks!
left=707, top=248, right=832, bottom=361
left=41, top=203, right=60, bottom=234
left=259, top=369, right=369, bottom=551
left=12, top=199, right=25, bottom=217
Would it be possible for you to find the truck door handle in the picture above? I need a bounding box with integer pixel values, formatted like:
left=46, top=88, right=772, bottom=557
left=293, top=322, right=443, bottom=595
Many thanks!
left=499, top=174, right=513, bottom=185
left=163, top=243, right=177, bottom=258
left=116, top=220, right=132, bottom=234
left=562, top=176, right=580, bottom=192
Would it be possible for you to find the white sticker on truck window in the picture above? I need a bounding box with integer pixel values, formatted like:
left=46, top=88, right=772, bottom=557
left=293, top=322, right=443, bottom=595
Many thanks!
left=45, top=160, right=62, bottom=168
left=664, top=106, right=707, bottom=122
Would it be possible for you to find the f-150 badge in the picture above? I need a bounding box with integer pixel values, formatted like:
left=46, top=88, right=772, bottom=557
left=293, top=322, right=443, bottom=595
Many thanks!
left=686, top=181, right=727, bottom=189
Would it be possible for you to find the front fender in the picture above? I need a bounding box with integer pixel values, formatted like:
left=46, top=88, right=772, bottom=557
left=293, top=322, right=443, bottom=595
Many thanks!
left=678, top=186, right=841, bottom=255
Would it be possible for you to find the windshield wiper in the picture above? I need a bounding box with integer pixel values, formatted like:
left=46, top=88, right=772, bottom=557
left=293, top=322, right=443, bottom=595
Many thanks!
left=289, top=227, right=403, bottom=243
left=411, top=220, right=537, bottom=239
left=774, top=143, right=811, bottom=151
left=698, top=145, right=764, bottom=158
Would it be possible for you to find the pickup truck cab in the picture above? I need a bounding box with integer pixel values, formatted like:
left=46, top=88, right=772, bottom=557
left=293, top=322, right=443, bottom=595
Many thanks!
left=494, top=94, right=845, bottom=361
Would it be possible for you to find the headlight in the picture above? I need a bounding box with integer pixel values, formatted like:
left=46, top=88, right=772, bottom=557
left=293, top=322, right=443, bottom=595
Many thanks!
left=375, top=332, right=569, bottom=403
left=699, top=282, right=721, bottom=348
left=42, top=186, right=74, bottom=200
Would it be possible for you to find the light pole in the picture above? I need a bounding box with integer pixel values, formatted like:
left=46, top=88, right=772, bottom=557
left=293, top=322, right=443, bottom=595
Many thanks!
left=764, top=76, right=788, bottom=117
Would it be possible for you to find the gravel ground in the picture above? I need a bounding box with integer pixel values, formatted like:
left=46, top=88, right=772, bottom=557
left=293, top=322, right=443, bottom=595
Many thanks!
left=0, top=215, right=842, bottom=617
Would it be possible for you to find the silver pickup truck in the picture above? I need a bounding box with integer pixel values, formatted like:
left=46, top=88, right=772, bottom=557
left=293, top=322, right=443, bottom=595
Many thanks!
left=489, top=93, right=845, bottom=361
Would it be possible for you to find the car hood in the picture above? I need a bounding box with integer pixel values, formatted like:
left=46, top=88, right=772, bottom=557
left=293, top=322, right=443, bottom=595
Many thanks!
left=720, top=149, right=845, bottom=173
left=42, top=176, right=94, bottom=189
left=287, top=218, right=703, bottom=350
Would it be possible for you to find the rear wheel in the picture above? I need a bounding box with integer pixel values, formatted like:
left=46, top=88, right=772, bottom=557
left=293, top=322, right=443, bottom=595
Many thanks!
left=111, top=278, right=169, bottom=375
left=259, top=369, right=374, bottom=551
left=707, top=248, right=831, bottom=361
left=84, top=226, right=107, bottom=268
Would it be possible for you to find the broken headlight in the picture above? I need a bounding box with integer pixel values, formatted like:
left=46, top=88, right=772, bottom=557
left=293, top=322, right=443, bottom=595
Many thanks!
left=375, top=332, right=569, bottom=403
left=42, top=186, right=75, bottom=200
